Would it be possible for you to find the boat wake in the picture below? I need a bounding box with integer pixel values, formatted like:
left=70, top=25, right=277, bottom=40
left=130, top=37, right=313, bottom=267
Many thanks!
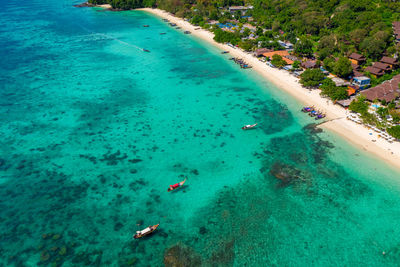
left=77, top=25, right=145, bottom=51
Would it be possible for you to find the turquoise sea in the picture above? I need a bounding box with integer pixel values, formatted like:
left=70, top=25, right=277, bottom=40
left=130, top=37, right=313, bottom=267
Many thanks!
left=1, top=0, right=400, bottom=266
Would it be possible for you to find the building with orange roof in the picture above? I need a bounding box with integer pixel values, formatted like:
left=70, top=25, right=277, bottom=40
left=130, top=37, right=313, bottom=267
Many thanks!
left=262, top=50, right=293, bottom=65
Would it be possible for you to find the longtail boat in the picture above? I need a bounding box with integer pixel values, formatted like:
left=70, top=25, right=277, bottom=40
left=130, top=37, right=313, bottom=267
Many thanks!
left=143, top=49, right=150, bottom=52
left=315, top=113, right=326, bottom=120
left=143, top=25, right=149, bottom=27
left=242, top=123, right=257, bottom=130
left=133, top=224, right=159, bottom=239
left=221, top=51, right=229, bottom=54
left=168, top=178, right=186, bottom=192
left=301, top=106, right=314, bottom=112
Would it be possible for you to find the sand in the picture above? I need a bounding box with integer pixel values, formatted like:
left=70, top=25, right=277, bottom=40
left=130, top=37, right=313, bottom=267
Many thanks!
left=97, top=4, right=112, bottom=9
left=140, top=8, right=400, bottom=170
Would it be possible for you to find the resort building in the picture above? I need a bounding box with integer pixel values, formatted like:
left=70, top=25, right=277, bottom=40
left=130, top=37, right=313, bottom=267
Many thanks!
left=331, top=77, right=350, bottom=87
left=352, top=64, right=364, bottom=77
left=301, top=60, right=317, bottom=69
left=243, top=24, right=256, bottom=32
left=365, top=66, right=385, bottom=77
left=349, top=53, right=366, bottom=65
left=254, top=48, right=273, bottom=57
left=393, top=21, right=400, bottom=42
left=337, top=96, right=356, bottom=108
left=263, top=50, right=294, bottom=65
left=347, top=85, right=357, bottom=96
left=228, top=6, right=253, bottom=14
left=352, top=76, right=371, bottom=90
left=380, top=56, right=398, bottom=69
left=277, top=40, right=294, bottom=50
left=372, top=62, right=391, bottom=72
left=361, top=74, right=400, bottom=102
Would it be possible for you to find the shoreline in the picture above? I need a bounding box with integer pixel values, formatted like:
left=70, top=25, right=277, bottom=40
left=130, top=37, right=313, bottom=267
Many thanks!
left=139, top=8, right=400, bottom=170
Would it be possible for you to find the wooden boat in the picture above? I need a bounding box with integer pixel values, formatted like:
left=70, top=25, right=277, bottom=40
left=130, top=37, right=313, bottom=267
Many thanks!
left=167, top=178, right=186, bottom=192
left=315, top=113, right=326, bottom=120
left=301, top=106, right=314, bottom=112
left=176, top=27, right=181, bottom=29
left=143, top=25, right=149, bottom=27
left=184, top=31, right=191, bottom=34
left=221, top=51, right=229, bottom=54
left=160, top=32, right=166, bottom=35
left=242, top=123, right=257, bottom=130
left=143, top=49, right=150, bottom=52
left=133, top=224, right=159, bottom=239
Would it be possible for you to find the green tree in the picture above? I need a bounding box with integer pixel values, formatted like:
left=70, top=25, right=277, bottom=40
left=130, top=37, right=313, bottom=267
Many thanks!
left=349, top=95, right=369, bottom=115
left=387, top=125, right=400, bottom=139
left=191, top=15, right=204, bottom=25
left=333, top=57, right=353, bottom=78
left=239, top=40, right=254, bottom=51
left=292, top=60, right=300, bottom=69
left=300, top=69, right=325, bottom=87
left=320, top=78, right=348, bottom=100
left=376, top=107, right=389, bottom=118
left=271, top=54, right=287, bottom=68
left=323, top=57, right=336, bottom=72
left=360, top=37, right=386, bottom=59
left=294, top=37, right=314, bottom=57
left=318, top=35, right=336, bottom=54
left=349, top=28, right=367, bottom=48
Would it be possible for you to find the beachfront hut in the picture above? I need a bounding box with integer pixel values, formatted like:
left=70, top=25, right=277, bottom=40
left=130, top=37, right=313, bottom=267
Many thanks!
left=337, top=96, right=356, bottom=107
left=352, top=76, right=371, bottom=90
left=349, top=53, right=366, bottom=65
left=365, top=66, right=385, bottom=77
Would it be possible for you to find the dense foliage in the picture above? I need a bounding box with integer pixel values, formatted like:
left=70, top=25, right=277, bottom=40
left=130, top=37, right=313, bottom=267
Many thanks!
left=387, top=125, right=400, bottom=139
left=271, top=54, right=287, bottom=68
left=300, top=69, right=325, bottom=88
left=349, top=95, right=369, bottom=115
left=89, top=0, right=400, bottom=64
left=319, top=78, right=348, bottom=101
left=333, top=57, right=353, bottom=78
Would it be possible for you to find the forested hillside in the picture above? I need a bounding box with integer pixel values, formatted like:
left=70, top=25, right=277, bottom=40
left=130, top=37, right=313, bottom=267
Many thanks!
left=88, top=0, right=400, bottom=60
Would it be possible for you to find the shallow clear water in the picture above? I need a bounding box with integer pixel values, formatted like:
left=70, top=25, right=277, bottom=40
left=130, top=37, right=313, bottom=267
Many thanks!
left=1, top=1, right=400, bottom=266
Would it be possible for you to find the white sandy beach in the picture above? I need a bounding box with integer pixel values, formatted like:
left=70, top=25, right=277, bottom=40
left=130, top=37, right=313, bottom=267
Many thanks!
left=140, top=8, right=400, bottom=170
